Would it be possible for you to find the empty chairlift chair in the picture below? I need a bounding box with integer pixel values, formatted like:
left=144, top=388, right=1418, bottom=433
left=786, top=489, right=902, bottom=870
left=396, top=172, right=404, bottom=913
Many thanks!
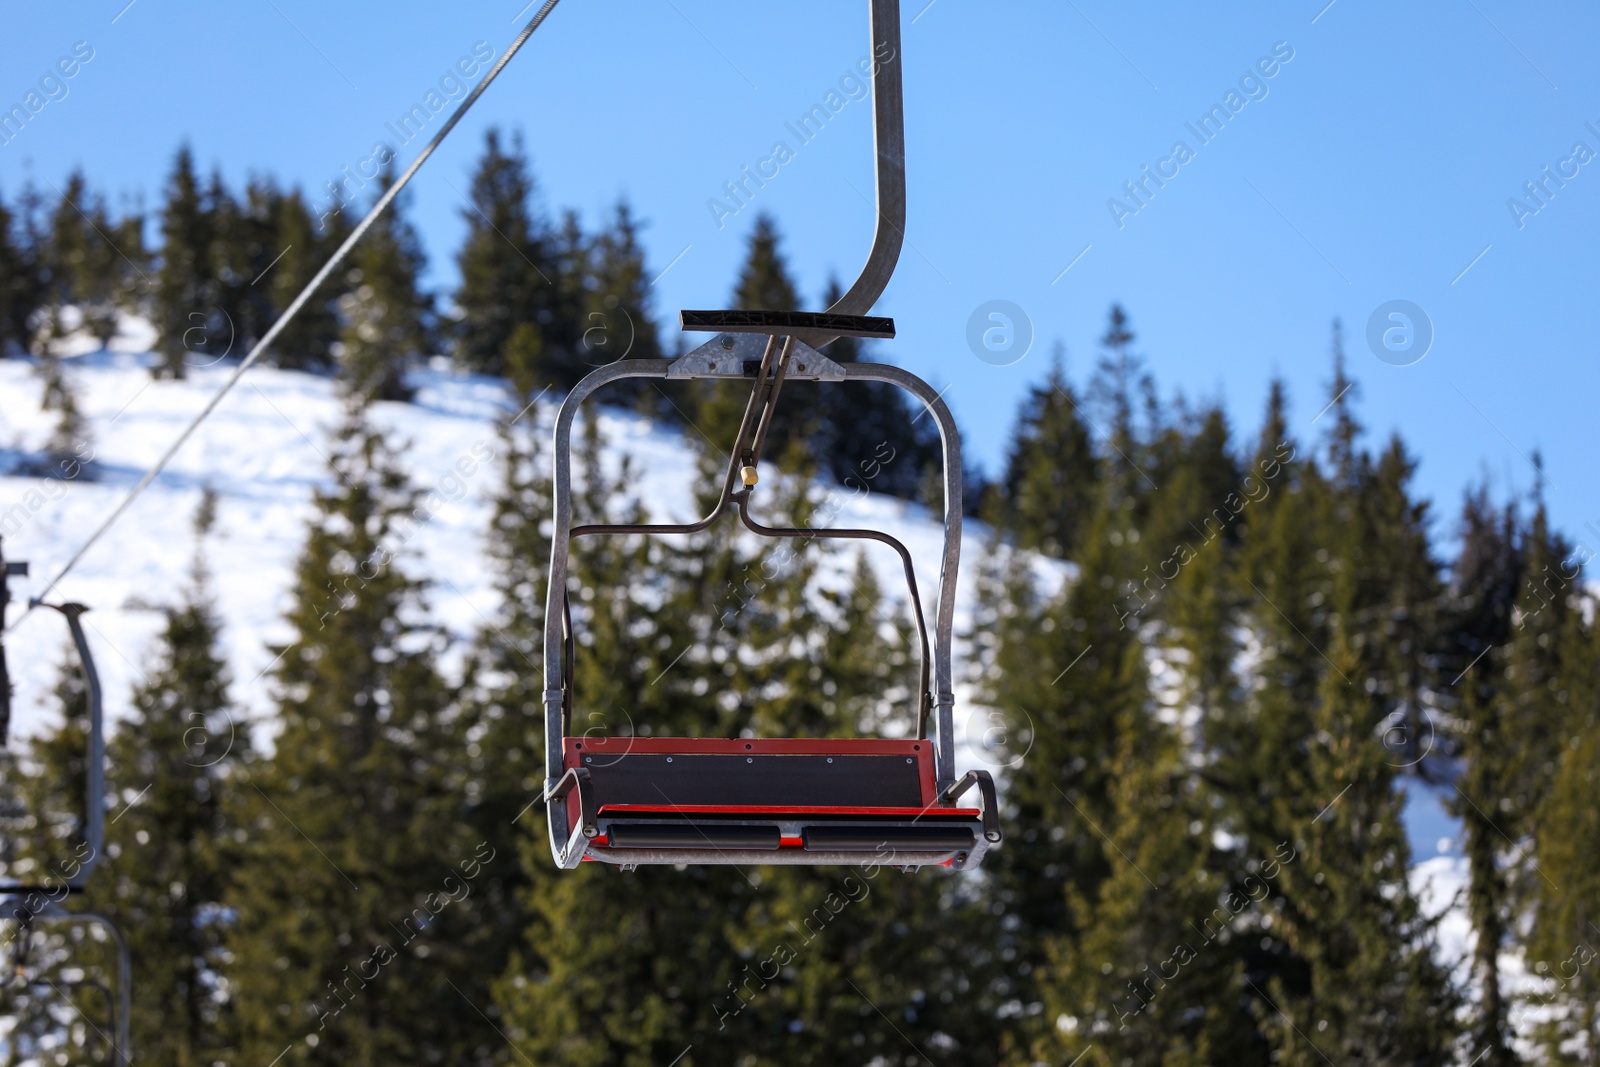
left=539, top=0, right=999, bottom=871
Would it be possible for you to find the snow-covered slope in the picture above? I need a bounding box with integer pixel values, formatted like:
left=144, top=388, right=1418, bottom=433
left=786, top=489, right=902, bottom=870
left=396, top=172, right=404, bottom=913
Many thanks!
left=13, top=331, right=1543, bottom=1041
left=0, top=335, right=1038, bottom=767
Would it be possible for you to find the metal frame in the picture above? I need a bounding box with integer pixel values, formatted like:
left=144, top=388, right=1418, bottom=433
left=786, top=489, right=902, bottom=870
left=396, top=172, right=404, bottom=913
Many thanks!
left=0, top=546, right=131, bottom=1065
left=541, top=339, right=967, bottom=868
left=536, top=0, right=994, bottom=870
left=5, top=904, right=132, bottom=1067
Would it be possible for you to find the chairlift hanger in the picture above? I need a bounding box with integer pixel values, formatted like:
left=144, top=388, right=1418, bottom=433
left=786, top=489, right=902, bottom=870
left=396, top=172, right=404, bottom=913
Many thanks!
left=540, top=0, right=1000, bottom=873
left=0, top=541, right=132, bottom=1066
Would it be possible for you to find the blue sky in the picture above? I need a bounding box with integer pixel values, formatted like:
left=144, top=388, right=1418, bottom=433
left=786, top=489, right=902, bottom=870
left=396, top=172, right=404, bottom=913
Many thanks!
left=3, top=0, right=1597, bottom=555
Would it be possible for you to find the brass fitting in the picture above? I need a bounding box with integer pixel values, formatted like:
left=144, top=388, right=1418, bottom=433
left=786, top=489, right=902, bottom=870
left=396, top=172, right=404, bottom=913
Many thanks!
left=740, top=465, right=759, bottom=487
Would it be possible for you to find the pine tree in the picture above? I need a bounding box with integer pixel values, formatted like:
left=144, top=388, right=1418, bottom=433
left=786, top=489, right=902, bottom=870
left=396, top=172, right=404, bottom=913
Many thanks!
left=454, top=128, right=557, bottom=377
left=1436, top=486, right=1524, bottom=1065
left=337, top=168, right=431, bottom=403
left=1525, top=589, right=1600, bottom=1060
left=101, top=494, right=243, bottom=1064
left=1259, top=632, right=1457, bottom=1062
left=997, top=346, right=1099, bottom=558
left=154, top=145, right=217, bottom=379
left=41, top=170, right=125, bottom=350
left=0, top=186, right=46, bottom=356
left=266, top=188, right=345, bottom=371
left=214, top=175, right=283, bottom=357
left=33, top=342, right=93, bottom=480
left=226, top=405, right=485, bottom=1064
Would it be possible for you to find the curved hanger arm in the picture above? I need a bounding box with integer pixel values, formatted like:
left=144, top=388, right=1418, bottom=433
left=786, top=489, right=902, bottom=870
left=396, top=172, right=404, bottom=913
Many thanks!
left=823, top=0, right=905, bottom=331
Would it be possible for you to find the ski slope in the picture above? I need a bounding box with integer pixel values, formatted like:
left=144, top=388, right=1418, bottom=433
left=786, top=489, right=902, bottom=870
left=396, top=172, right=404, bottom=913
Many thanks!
left=0, top=324, right=1053, bottom=769
left=1, top=325, right=1505, bottom=1036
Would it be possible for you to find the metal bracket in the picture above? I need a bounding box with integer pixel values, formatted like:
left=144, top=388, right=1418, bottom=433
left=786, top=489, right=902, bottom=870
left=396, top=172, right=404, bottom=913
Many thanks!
left=667, top=333, right=847, bottom=381
left=544, top=767, right=598, bottom=870
left=943, top=769, right=1002, bottom=845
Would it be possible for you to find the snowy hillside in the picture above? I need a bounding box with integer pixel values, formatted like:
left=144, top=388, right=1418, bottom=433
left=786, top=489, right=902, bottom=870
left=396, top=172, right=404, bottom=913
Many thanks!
left=0, top=330, right=1034, bottom=768
left=4, top=330, right=1528, bottom=1044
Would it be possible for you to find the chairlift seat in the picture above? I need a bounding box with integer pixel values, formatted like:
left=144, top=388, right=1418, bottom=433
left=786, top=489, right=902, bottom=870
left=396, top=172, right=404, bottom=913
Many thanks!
left=551, top=737, right=998, bottom=870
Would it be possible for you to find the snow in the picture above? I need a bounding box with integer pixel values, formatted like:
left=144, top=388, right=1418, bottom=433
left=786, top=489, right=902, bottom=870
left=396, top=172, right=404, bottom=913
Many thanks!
left=0, top=330, right=1024, bottom=774
left=7, top=326, right=1527, bottom=1039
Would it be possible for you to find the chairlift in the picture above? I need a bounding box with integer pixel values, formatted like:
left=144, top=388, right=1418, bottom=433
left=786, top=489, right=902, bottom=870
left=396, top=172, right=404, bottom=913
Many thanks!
left=541, top=0, right=1000, bottom=872
left=0, top=542, right=132, bottom=1067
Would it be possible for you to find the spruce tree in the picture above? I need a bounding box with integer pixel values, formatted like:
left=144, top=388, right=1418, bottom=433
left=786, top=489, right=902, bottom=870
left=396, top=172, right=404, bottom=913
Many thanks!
left=1485, top=489, right=1589, bottom=1054
left=1038, top=685, right=1266, bottom=1066
left=226, top=403, right=484, bottom=1064
left=337, top=168, right=431, bottom=403
left=493, top=417, right=753, bottom=1065
left=454, top=128, right=556, bottom=377
left=4, top=644, right=111, bottom=1064
left=1525, top=590, right=1600, bottom=1059
left=997, top=346, right=1099, bottom=558
left=448, top=376, right=554, bottom=1065
left=1087, top=303, right=1150, bottom=454
left=214, top=175, right=283, bottom=356
left=101, top=494, right=242, bottom=1064
left=1436, top=485, right=1522, bottom=1063
left=1258, top=633, right=1457, bottom=1063
left=970, top=496, right=1145, bottom=1060
left=33, top=342, right=93, bottom=479
left=41, top=170, right=125, bottom=350
left=154, top=145, right=216, bottom=379
left=0, top=187, right=45, bottom=356
left=575, top=200, right=661, bottom=407
left=584, top=201, right=661, bottom=366
left=262, top=188, right=346, bottom=372
left=690, top=213, right=806, bottom=449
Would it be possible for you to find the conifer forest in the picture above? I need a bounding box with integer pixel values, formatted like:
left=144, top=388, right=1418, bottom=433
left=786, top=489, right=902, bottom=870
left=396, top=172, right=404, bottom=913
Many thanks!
left=2, top=5, right=1598, bottom=1067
